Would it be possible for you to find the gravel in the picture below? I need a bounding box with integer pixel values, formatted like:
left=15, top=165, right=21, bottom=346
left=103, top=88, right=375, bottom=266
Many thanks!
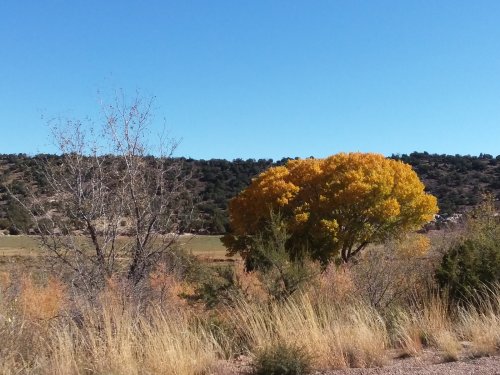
left=213, top=352, right=500, bottom=375
left=323, top=355, right=500, bottom=375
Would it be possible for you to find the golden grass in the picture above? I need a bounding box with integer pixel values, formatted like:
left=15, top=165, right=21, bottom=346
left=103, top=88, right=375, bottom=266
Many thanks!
left=457, top=290, right=500, bottom=357
left=0, top=235, right=233, bottom=276
left=392, top=293, right=461, bottom=360
left=46, top=303, right=222, bottom=375
left=0, top=276, right=223, bottom=375
left=0, top=235, right=40, bottom=256
left=180, top=235, right=229, bottom=258
left=1, top=272, right=500, bottom=373
left=231, top=293, right=388, bottom=370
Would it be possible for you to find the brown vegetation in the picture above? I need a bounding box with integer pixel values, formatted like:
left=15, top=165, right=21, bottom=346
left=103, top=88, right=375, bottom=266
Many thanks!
left=0, top=239, right=498, bottom=374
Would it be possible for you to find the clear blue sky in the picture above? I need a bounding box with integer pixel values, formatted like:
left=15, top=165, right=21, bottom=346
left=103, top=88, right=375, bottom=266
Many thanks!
left=1, top=1, right=499, bottom=160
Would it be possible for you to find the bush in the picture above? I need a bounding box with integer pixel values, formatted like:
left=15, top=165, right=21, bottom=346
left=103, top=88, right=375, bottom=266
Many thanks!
left=252, top=343, right=312, bottom=375
left=350, top=233, right=433, bottom=311
left=192, top=265, right=239, bottom=308
left=5, top=198, right=32, bottom=234
left=436, top=196, right=500, bottom=303
left=243, top=213, right=319, bottom=300
left=8, top=225, right=20, bottom=235
left=159, top=245, right=202, bottom=282
left=436, top=239, right=500, bottom=302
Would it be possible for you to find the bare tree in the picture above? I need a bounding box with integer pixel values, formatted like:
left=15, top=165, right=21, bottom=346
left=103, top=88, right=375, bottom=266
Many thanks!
left=18, top=92, right=193, bottom=291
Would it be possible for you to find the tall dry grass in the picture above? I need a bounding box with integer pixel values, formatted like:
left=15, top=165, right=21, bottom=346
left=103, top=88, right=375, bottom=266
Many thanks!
left=231, top=293, right=388, bottom=370
left=391, top=292, right=461, bottom=360
left=0, top=273, right=223, bottom=375
left=1, top=273, right=500, bottom=373
left=391, top=286, right=500, bottom=361
left=46, top=302, right=222, bottom=375
left=457, top=287, right=500, bottom=357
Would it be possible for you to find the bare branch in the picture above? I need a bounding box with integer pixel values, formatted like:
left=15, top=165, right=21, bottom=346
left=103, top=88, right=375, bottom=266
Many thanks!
left=15, top=91, right=195, bottom=291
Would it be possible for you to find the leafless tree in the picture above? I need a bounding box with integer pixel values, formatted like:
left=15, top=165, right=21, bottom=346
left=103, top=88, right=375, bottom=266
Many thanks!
left=18, top=92, right=194, bottom=291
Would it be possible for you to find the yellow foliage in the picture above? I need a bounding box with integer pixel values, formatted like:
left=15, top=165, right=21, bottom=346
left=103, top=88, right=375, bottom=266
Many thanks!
left=227, top=153, right=438, bottom=263
left=395, top=233, right=431, bottom=257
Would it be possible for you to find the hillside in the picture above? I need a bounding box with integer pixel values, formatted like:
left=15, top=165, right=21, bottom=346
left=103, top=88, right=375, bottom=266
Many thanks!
left=1, top=152, right=499, bottom=234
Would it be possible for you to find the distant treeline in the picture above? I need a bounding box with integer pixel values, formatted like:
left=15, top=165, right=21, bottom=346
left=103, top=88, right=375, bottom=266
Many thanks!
left=1, top=152, right=499, bottom=234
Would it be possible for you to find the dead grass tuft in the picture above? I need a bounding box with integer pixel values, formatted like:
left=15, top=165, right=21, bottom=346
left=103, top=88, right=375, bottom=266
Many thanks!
left=392, top=293, right=461, bottom=361
left=232, top=293, right=388, bottom=370
left=458, top=289, right=500, bottom=357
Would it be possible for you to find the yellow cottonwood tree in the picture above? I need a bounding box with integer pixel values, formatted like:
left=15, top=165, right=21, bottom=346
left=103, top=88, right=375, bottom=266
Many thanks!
left=223, top=153, right=438, bottom=264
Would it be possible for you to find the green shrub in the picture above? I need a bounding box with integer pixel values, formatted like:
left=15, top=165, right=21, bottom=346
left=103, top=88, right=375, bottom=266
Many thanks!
left=436, top=239, right=500, bottom=302
left=189, top=264, right=240, bottom=308
left=436, top=196, right=500, bottom=303
left=244, top=212, right=319, bottom=301
left=252, top=343, right=312, bottom=375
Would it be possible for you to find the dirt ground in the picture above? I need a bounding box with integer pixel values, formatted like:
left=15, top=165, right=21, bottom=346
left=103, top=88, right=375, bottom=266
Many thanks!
left=212, top=351, right=500, bottom=375
left=323, top=354, right=500, bottom=375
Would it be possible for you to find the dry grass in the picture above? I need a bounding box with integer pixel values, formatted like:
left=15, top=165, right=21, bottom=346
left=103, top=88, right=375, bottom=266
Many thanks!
left=0, top=274, right=223, bottom=375
left=392, top=293, right=461, bottom=360
left=18, top=275, right=67, bottom=320
left=46, top=303, right=222, bottom=375
left=1, top=279, right=499, bottom=374
left=392, top=311, right=424, bottom=357
left=457, top=289, right=500, bottom=357
left=231, top=293, right=388, bottom=370
left=0, top=261, right=499, bottom=374
left=390, top=290, right=500, bottom=361
left=0, top=235, right=40, bottom=255
left=0, top=234, right=230, bottom=258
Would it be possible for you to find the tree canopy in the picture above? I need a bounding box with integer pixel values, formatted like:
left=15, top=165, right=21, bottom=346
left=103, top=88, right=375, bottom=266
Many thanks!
left=223, top=153, right=439, bottom=264
left=2, top=152, right=499, bottom=235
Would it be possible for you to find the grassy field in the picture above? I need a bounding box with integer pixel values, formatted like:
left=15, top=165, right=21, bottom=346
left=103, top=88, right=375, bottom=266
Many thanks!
left=0, top=234, right=232, bottom=275
left=0, top=235, right=41, bottom=256
left=179, top=235, right=229, bottom=259
left=0, top=234, right=229, bottom=257
left=0, top=232, right=450, bottom=258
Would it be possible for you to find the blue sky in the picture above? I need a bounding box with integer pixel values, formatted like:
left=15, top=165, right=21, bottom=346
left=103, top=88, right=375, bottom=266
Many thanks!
left=1, top=1, right=500, bottom=160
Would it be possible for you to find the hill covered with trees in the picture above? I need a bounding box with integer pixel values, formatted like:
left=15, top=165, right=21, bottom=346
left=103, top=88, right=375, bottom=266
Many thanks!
left=1, top=152, right=499, bottom=235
